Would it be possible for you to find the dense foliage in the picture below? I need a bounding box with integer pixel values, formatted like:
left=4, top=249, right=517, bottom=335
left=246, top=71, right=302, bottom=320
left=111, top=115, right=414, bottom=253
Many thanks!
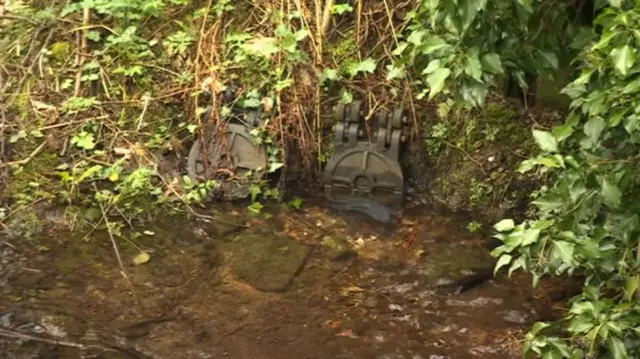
left=480, top=1, right=640, bottom=358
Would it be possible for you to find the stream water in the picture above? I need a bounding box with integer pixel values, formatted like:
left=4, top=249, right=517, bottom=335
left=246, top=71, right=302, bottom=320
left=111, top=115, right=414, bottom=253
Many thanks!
left=0, top=199, right=551, bottom=359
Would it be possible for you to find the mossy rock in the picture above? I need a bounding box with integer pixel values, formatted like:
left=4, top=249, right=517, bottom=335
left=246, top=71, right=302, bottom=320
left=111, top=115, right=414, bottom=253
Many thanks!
left=224, top=232, right=311, bottom=292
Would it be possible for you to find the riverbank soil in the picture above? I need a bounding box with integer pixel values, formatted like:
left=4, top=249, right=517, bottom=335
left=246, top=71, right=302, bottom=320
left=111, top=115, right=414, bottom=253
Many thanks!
left=1, top=202, right=559, bottom=359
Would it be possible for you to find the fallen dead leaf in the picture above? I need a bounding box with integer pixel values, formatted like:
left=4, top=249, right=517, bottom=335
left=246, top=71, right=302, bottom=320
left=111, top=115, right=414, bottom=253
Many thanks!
left=133, top=251, right=150, bottom=265
left=336, top=329, right=357, bottom=338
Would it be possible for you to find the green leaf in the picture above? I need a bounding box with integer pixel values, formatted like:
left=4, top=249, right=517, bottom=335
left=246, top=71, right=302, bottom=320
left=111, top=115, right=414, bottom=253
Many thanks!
left=608, top=336, right=628, bottom=359
left=583, top=117, right=606, bottom=144
left=624, top=115, right=638, bottom=134
left=532, top=129, right=558, bottom=152
left=608, top=0, right=623, bottom=8
left=386, top=64, right=406, bottom=80
left=71, top=131, right=96, bottom=150
left=610, top=45, right=636, bottom=77
left=538, top=50, right=559, bottom=70
left=346, top=58, right=377, bottom=77
left=552, top=124, right=574, bottom=142
left=321, top=68, right=339, bottom=83
left=609, top=107, right=628, bottom=127
left=532, top=195, right=564, bottom=212
left=494, top=219, right=515, bottom=232
left=426, top=68, right=451, bottom=100
left=464, top=48, right=483, bottom=81
left=494, top=254, right=512, bottom=275
left=625, top=275, right=639, bottom=301
left=481, top=53, right=503, bottom=74
left=601, top=178, right=622, bottom=207
left=420, top=35, right=450, bottom=54
left=422, top=59, right=442, bottom=74
left=357, top=58, right=376, bottom=74
left=530, top=322, right=550, bottom=336
left=521, top=228, right=541, bottom=246
left=269, top=162, right=284, bottom=173
left=516, top=0, right=533, bottom=12
left=392, top=42, right=409, bottom=56
left=552, top=240, right=575, bottom=264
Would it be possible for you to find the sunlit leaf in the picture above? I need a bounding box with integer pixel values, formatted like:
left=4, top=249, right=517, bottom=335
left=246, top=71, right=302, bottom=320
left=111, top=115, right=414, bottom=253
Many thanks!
left=532, top=129, right=558, bottom=152
left=494, top=254, right=512, bottom=275
left=426, top=67, right=451, bottom=100
left=610, top=45, right=636, bottom=76
left=494, top=219, right=515, bottom=232
left=552, top=240, right=575, bottom=264
left=601, top=178, right=622, bottom=207
left=584, top=117, right=606, bottom=144
left=608, top=336, right=627, bottom=359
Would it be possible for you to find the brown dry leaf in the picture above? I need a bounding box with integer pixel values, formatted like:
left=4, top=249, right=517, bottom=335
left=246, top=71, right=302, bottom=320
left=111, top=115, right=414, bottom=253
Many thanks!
left=336, top=329, right=357, bottom=338
left=339, top=286, right=365, bottom=296
left=262, top=97, right=273, bottom=112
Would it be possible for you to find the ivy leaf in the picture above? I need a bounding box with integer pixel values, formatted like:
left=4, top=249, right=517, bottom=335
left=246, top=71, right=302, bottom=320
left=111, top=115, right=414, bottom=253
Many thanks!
left=552, top=240, right=575, bottom=264
left=356, top=58, right=377, bottom=74
left=494, top=219, right=515, bottom=232
left=610, top=45, right=636, bottom=77
left=269, top=162, right=284, bottom=173
left=426, top=68, right=451, bottom=100
left=346, top=58, right=377, bottom=77
left=422, top=59, right=442, bottom=74
left=608, top=337, right=628, bottom=359
left=321, top=68, right=339, bottom=83
left=532, top=194, right=564, bottom=212
left=601, top=178, right=622, bottom=207
left=386, top=64, right=406, bottom=80
left=532, top=129, right=558, bottom=152
left=481, top=53, right=503, bottom=74
left=584, top=117, right=606, bottom=144
left=494, top=254, right=512, bottom=275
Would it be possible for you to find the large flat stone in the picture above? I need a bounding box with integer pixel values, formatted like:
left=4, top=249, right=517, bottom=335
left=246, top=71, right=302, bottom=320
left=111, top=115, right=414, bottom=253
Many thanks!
left=224, top=232, right=311, bottom=292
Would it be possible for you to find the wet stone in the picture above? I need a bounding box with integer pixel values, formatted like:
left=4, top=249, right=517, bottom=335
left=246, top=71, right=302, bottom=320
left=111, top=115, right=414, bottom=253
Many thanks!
left=224, top=232, right=311, bottom=292
left=321, top=236, right=357, bottom=261
left=418, top=241, right=495, bottom=292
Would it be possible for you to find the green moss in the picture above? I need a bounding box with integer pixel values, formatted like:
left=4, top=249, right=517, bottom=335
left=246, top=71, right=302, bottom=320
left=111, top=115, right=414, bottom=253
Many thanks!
left=49, top=41, right=74, bottom=62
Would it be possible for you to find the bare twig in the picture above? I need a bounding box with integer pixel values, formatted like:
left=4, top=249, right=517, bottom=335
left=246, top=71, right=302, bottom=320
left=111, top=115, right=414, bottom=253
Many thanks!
left=443, top=140, right=487, bottom=175
left=0, top=141, right=46, bottom=168
left=74, top=6, right=90, bottom=97
left=97, top=200, right=129, bottom=280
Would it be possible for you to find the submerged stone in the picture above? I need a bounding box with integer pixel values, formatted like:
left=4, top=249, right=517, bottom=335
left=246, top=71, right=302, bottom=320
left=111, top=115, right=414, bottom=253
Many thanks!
left=418, top=241, right=496, bottom=293
left=224, top=232, right=311, bottom=292
left=321, top=236, right=357, bottom=261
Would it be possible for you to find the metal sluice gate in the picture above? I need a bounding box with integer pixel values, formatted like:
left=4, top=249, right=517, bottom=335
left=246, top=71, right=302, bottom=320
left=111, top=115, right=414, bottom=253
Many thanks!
left=322, top=100, right=409, bottom=218
left=186, top=96, right=410, bottom=217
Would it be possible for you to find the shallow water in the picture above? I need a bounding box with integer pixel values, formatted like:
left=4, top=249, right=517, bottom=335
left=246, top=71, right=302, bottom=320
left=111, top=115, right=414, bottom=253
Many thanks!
left=0, top=200, right=549, bottom=358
